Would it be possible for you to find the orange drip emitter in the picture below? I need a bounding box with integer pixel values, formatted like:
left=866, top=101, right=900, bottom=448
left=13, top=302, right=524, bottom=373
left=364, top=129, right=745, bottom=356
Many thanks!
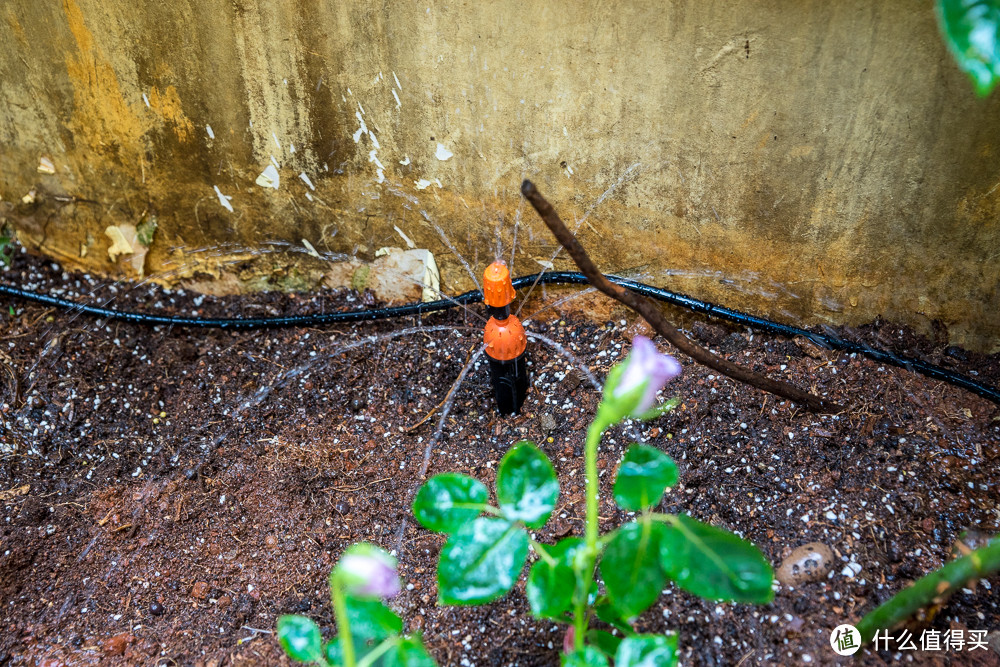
left=482, top=261, right=529, bottom=415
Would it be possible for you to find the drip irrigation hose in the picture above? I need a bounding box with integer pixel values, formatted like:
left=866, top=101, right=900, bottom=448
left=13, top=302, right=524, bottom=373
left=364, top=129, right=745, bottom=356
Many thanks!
left=0, top=273, right=997, bottom=405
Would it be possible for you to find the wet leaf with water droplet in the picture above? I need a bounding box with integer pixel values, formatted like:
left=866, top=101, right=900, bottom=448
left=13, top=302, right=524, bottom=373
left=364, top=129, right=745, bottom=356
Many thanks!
left=344, top=595, right=402, bottom=640
left=613, top=444, right=678, bottom=511
left=600, top=519, right=668, bottom=619
left=526, top=537, right=584, bottom=619
left=438, top=518, right=528, bottom=605
left=936, top=0, right=1000, bottom=96
left=562, top=645, right=610, bottom=667
left=586, top=630, right=622, bottom=660
left=276, top=615, right=324, bottom=663
left=385, top=635, right=438, bottom=666
left=412, top=473, right=488, bottom=533
left=496, top=441, right=559, bottom=529
left=658, top=514, right=774, bottom=603
left=614, top=634, right=679, bottom=667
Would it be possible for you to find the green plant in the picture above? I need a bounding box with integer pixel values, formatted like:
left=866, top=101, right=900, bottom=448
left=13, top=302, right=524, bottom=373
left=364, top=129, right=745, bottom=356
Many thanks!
left=136, top=211, right=157, bottom=247
left=277, top=543, right=436, bottom=667
left=857, top=532, right=1000, bottom=644
left=0, top=224, right=15, bottom=267
left=936, top=0, right=1000, bottom=96
left=412, top=336, right=774, bottom=666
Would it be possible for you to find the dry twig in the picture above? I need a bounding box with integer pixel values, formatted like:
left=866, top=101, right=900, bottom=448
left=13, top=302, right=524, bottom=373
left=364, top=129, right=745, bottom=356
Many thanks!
left=521, top=180, right=842, bottom=413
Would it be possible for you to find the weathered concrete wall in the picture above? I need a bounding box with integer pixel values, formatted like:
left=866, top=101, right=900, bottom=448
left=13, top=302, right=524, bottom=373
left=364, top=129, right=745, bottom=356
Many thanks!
left=1, top=1, right=998, bottom=349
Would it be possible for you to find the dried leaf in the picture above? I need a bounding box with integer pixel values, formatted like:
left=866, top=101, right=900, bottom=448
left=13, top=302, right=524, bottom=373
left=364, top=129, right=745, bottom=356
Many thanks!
left=0, top=484, right=29, bottom=501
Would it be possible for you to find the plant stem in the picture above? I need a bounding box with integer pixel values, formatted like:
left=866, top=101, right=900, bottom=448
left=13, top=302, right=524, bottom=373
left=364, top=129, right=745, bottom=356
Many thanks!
left=573, top=594, right=587, bottom=651
left=584, top=417, right=606, bottom=554
left=529, top=537, right=556, bottom=566
left=856, top=538, right=1000, bottom=643
left=575, top=409, right=610, bottom=651
left=356, top=637, right=397, bottom=667
left=330, top=579, right=356, bottom=667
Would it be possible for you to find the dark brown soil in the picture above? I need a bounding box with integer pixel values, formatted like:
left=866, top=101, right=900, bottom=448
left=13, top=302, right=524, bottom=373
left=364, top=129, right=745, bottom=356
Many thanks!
left=1, top=250, right=998, bottom=667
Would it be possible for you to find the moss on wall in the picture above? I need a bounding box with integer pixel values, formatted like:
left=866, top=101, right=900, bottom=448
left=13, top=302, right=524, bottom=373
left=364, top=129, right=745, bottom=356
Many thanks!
left=1, top=0, right=998, bottom=349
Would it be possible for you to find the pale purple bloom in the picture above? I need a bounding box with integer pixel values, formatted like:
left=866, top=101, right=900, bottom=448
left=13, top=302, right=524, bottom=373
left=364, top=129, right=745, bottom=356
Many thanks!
left=336, top=544, right=400, bottom=598
left=613, top=335, right=682, bottom=415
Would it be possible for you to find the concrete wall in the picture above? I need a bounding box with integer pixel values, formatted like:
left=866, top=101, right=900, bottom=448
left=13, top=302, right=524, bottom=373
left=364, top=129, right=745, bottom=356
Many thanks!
left=1, top=1, right=998, bottom=349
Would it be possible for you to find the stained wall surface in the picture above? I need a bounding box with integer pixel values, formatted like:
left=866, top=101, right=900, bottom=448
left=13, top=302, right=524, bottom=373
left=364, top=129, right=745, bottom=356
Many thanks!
left=1, top=1, right=998, bottom=349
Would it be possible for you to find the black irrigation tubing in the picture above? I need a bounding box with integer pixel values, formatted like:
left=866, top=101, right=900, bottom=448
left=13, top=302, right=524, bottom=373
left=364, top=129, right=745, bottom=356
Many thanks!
left=1, top=272, right=998, bottom=405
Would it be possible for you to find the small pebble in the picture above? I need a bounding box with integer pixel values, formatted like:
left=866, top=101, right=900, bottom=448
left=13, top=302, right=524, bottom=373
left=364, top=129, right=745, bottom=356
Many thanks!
left=102, top=632, right=134, bottom=656
left=539, top=413, right=557, bottom=433
left=191, top=581, right=209, bottom=600
left=149, top=601, right=164, bottom=616
left=776, top=542, right=834, bottom=586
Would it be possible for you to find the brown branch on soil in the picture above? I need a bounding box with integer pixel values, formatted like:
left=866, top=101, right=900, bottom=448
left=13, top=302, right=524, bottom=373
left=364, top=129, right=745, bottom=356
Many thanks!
left=520, top=180, right=843, bottom=414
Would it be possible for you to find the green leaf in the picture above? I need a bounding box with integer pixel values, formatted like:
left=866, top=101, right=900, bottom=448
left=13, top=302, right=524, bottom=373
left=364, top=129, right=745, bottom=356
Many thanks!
left=659, top=514, right=774, bottom=603
left=936, top=0, right=1000, bottom=96
left=594, top=597, right=633, bottom=634
left=136, top=213, right=158, bottom=246
left=599, top=520, right=668, bottom=620
left=615, top=634, right=679, bottom=667
left=526, top=537, right=585, bottom=620
left=0, top=238, right=11, bottom=268
left=412, top=473, right=489, bottom=533
left=325, top=636, right=397, bottom=667
left=496, top=441, right=559, bottom=528
left=561, top=645, right=610, bottom=667
left=586, top=630, right=623, bottom=658
left=633, top=397, right=680, bottom=422
left=325, top=637, right=363, bottom=665
left=346, top=595, right=403, bottom=641
left=613, top=445, right=678, bottom=511
left=277, top=615, right=325, bottom=663
left=437, top=517, right=528, bottom=605
left=382, top=635, right=438, bottom=667
left=325, top=638, right=344, bottom=664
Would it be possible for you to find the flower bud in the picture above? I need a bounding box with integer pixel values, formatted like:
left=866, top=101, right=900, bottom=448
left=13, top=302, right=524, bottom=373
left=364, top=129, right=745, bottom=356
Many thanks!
left=609, top=335, right=682, bottom=417
left=334, top=544, right=400, bottom=599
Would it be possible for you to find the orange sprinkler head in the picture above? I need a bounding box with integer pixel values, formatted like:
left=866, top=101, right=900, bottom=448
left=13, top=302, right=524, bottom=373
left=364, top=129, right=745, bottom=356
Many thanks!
left=484, top=314, right=527, bottom=361
left=483, top=261, right=516, bottom=308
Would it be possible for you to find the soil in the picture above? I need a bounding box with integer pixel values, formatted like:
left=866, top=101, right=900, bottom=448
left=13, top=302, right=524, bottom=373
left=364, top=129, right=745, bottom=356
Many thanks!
left=1, top=250, right=999, bottom=667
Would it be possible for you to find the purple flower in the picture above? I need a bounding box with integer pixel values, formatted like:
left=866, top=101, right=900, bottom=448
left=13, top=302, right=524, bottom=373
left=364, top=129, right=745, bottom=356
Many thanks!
left=335, top=544, right=400, bottom=598
left=612, top=335, right=682, bottom=416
